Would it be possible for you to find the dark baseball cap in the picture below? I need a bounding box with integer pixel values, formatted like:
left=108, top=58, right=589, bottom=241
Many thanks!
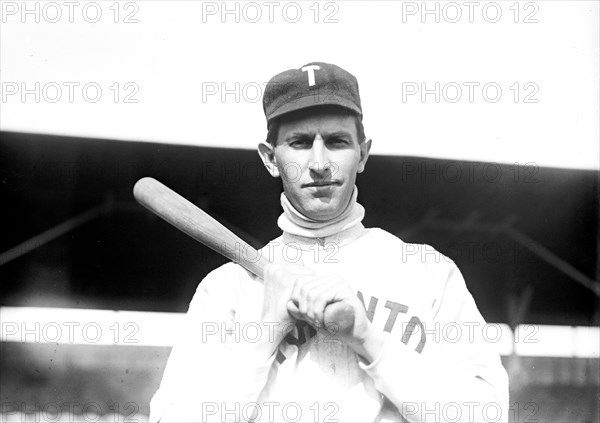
left=263, top=62, right=362, bottom=125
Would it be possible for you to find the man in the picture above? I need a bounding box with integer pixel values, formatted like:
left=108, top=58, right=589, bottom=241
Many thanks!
left=150, top=62, right=509, bottom=422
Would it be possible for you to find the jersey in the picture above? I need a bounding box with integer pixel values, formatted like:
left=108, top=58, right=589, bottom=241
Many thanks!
left=150, top=225, right=509, bottom=422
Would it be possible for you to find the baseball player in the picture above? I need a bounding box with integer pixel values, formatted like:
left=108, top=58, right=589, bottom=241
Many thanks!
left=149, top=62, right=509, bottom=422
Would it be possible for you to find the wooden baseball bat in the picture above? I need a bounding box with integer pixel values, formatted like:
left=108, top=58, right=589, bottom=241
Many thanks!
left=133, top=177, right=354, bottom=331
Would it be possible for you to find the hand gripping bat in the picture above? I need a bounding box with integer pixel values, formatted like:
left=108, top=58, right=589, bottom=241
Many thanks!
left=133, top=177, right=355, bottom=332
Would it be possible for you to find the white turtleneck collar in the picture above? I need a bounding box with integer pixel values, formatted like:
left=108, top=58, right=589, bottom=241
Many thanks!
left=277, top=186, right=366, bottom=247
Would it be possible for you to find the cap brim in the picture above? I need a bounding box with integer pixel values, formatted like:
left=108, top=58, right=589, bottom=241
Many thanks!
left=267, top=94, right=362, bottom=122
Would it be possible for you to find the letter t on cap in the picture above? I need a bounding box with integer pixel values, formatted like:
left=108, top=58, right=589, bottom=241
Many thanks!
left=301, top=65, right=321, bottom=86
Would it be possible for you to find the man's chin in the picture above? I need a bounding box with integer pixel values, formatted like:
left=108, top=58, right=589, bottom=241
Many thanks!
left=302, top=202, right=342, bottom=221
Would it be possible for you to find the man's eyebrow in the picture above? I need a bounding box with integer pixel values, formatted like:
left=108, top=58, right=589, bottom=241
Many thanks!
left=284, top=130, right=353, bottom=142
left=284, top=132, right=316, bottom=142
left=323, top=131, right=353, bottom=139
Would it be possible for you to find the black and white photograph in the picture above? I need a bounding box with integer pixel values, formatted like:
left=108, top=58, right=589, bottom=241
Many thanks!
left=1, top=1, right=598, bottom=422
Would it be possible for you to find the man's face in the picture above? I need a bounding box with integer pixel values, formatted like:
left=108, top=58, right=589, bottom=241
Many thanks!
left=259, top=110, right=371, bottom=221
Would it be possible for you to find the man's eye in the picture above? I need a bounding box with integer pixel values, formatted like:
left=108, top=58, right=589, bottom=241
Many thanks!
left=329, top=138, right=348, bottom=145
left=290, top=140, right=310, bottom=148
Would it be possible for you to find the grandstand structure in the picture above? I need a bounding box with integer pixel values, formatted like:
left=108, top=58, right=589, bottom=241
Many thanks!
left=1, top=132, right=598, bottom=422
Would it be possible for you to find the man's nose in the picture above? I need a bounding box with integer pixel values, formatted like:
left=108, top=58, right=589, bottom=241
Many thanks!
left=309, top=135, right=331, bottom=175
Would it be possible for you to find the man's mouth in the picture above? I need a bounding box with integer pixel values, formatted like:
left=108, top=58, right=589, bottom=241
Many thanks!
left=303, top=180, right=341, bottom=188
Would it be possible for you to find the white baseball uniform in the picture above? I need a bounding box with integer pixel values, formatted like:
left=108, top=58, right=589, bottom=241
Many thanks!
left=150, top=190, right=509, bottom=422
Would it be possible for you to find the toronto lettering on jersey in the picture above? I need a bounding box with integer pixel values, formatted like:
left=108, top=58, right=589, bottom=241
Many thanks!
left=357, top=291, right=426, bottom=354
left=277, top=291, right=426, bottom=364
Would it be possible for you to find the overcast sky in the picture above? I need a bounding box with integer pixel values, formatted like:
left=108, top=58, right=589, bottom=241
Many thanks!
left=1, top=1, right=598, bottom=170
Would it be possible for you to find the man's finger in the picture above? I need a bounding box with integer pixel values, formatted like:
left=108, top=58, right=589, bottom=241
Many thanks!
left=286, top=300, right=301, bottom=319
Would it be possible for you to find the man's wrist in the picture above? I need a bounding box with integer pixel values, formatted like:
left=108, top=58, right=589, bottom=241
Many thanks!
left=350, top=324, right=386, bottom=364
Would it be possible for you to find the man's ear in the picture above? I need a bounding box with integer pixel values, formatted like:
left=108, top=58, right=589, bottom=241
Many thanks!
left=258, top=141, right=280, bottom=178
left=357, top=138, right=372, bottom=173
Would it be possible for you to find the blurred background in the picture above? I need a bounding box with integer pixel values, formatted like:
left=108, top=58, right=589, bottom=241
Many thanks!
left=1, top=1, right=599, bottom=422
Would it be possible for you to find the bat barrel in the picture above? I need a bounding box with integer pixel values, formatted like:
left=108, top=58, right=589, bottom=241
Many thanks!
left=133, top=177, right=269, bottom=279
